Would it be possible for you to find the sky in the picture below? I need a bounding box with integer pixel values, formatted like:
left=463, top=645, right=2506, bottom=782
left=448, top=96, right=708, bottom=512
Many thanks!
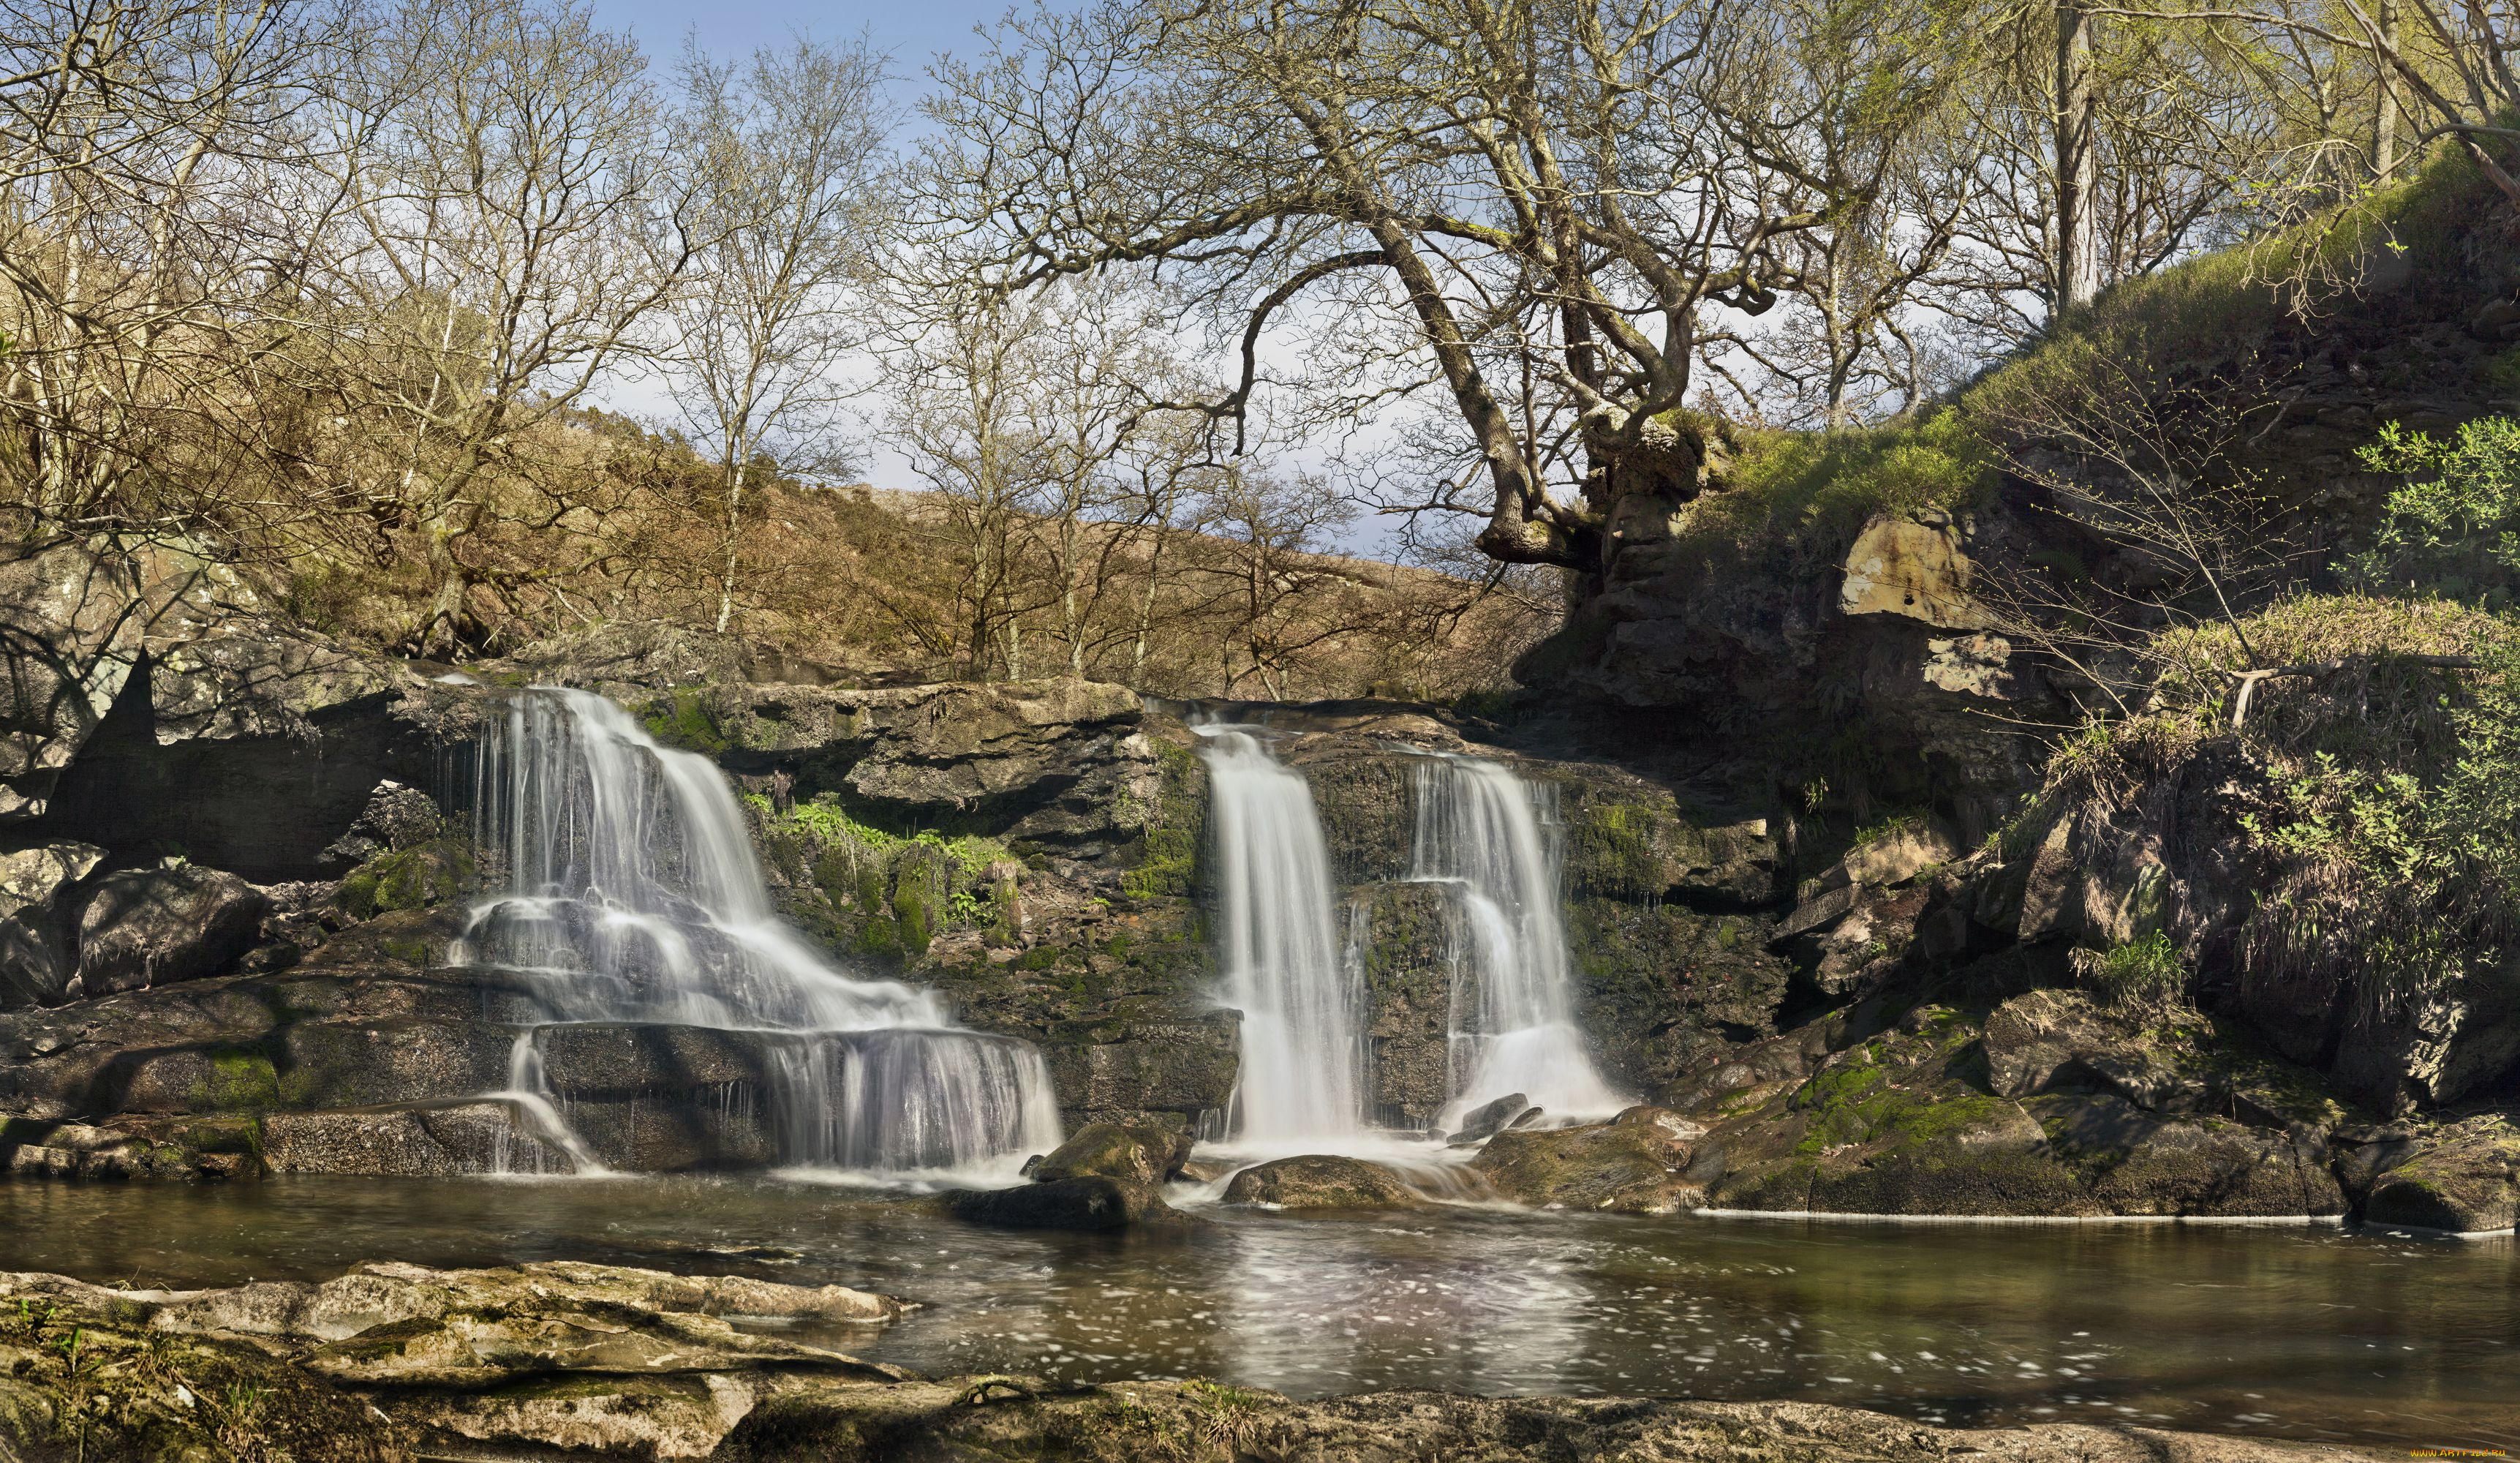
left=582, top=0, right=1419, bottom=562
left=586, top=0, right=1013, bottom=102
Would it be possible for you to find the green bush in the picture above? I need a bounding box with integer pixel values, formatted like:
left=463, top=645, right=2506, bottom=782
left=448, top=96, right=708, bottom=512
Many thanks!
left=2082, top=932, right=2187, bottom=1014
left=2350, top=415, right=2520, bottom=606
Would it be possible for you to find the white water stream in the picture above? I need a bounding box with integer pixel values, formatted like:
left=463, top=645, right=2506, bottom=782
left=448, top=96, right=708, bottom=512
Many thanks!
left=454, top=688, right=1062, bottom=1176
left=1195, top=726, right=1368, bottom=1144
left=1411, top=754, right=1628, bottom=1129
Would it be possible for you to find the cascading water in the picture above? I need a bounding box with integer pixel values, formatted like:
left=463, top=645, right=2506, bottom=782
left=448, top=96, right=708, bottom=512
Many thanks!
left=1196, top=727, right=1367, bottom=1143
left=453, top=688, right=1063, bottom=1174
left=1411, top=754, right=1627, bottom=1129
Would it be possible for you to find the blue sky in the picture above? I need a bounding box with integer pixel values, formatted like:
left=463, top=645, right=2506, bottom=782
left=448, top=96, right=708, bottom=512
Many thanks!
left=587, top=0, right=1014, bottom=96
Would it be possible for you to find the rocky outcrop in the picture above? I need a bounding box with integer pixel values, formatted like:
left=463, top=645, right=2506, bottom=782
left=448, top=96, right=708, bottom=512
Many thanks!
left=1670, top=998, right=2355, bottom=1219
left=0, top=1259, right=2398, bottom=1462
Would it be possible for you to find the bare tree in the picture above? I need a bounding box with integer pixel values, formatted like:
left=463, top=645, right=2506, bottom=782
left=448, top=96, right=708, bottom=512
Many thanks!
left=918, top=0, right=1962, bottom=571
left=667, top=31, right=888, bottom=634
left=0, top=0, right=331, bottom=538
left=316, top=0, right=690, bottom=654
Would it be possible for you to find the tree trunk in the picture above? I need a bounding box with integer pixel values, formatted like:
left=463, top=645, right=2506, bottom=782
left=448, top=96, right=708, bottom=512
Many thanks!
left=2374, top=0, right=2400, bottom=178
left=2054, top=0, right=2101, bottom=312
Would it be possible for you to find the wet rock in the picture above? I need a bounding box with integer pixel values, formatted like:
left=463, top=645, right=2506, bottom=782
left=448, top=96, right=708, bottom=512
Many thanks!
left=261, top=1105, right=545, bottom=1177
left=1030, top=1121, right=1193, bottom=1184
left=1471, top=1122, right=1702, bottom=1213
left=2360, top=1116, right=2520, bottom=1233
left=1612, top=1105, right=1707, bottom=1142
left=1447, top=1091, right=1533, bottom=1144
left=1221, top=1154, right=1425, bottom=1209
left=943, top=1176, right=1188, bottom=1231
left=73, top=860, right=269, bottom=997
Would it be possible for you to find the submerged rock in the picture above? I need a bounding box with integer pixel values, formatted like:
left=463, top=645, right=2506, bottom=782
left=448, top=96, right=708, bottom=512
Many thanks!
left=1221, top=1154, right=1425, bottom=1208
left=1029, top=1121, right=1193, bottom=1184
left=1472, top=1121, right=1704, bottom=1213
left=942, top=1175, right=1189, bottom=1231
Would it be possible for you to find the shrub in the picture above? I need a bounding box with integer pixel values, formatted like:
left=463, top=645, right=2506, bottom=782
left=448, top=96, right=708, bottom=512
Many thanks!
left=2349, top=415, right=2520, bottom=606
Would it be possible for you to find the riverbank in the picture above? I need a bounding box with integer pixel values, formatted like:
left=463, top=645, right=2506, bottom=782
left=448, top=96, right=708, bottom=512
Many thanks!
left=0, top=1252, right=2432, bottom=1462
left=0, top=1175, right=2510, bottom=1453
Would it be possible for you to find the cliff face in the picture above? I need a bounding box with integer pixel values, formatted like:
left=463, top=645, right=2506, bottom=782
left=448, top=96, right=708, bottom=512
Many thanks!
left=0, top=551, right=1776, bottom=1168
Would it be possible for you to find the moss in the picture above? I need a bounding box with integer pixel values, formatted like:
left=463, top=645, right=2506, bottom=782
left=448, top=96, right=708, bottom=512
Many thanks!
left=1789, top=1031, right=2004, bottom=1157
left=195, top=1050, right=281, bottom=1112
left=339, top=838, right=476, bottom=919
left=1120, top=740, right=1206, bottom=901
left=641, top=688, right=727, bottom=754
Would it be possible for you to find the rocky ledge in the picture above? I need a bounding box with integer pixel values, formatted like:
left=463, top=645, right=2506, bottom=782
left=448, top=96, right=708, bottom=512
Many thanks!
left=0, top=1260, right=2390, bottom=1462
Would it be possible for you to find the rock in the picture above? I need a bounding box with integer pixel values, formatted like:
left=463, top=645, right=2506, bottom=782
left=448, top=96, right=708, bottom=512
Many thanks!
left=0, top=841, right=105, bottom=918
left=318, top=780, right=445, bottom=873
left=337, top=836, right=476, bottom=919
left=1612, top=1105, right=1706, bottom=1141
left=1471, top=1122, right=1702, bottom=1213
left=1838, top=516, right=1992, bottom=629
left=1030, top=1121, right=1193, bottom=1184
left=2033, top=1094, right=2343, bottom=1217
left=1982, top=988, right=2143, bottom=1098
left=1221, top=1154, right=1425, bottom=1208
left=73, top=860, right=269, bottom=997
left=1446, top=1091, right=1533, bottom=1144
left=0, top=840, right=103, bottom=1007
left=2360, top=1116, right=2520, bottom=1233
left=942, top=1176, right=1188, bottom=1231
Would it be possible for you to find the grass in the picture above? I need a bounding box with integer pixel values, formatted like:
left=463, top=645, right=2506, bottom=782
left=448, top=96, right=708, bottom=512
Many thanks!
left=1677, top=407, right=1991, bottom=570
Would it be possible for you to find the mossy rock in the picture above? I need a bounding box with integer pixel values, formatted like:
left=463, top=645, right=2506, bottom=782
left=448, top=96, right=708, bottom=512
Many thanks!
left=1471, top=1123, right=1702, bottom=1214
left=340, top=838, right=477, bottom=919
left=1120, top=739, right=1207, bottom=901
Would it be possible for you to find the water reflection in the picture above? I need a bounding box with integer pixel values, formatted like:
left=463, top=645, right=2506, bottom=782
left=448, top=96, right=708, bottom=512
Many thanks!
left=0, top=1178, right=2509, bottom=1449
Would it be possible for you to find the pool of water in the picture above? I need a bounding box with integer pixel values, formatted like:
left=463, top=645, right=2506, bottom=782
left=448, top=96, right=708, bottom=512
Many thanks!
left=1, top=1176, right=2511, bottom=1450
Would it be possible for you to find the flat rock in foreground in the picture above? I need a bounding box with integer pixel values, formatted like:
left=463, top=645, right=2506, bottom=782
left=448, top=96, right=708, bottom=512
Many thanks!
left=0, top=1260, right=2399, bottom=1462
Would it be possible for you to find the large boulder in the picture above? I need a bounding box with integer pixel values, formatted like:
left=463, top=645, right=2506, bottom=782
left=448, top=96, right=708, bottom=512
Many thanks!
left=942, top=1175, right=1188, bottom=1231
left=1030, top=1121, right=1192, bottom=1184
left=2359, top=1116, right=2520, bottom=1233
left=1222, top=1154, right=1425, bottom=1209
left=1471, top=1121, right=1703, bottom=1214
left=73, top=860, right=269, bottom=997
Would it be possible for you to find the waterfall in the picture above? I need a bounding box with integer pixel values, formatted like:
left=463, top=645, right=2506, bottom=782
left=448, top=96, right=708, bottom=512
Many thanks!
left=455, top=688, right=1063, bottom=1174
left=1196, top=727, right=1367, bottom=1143
left=1411, top=755, right=1626, bottom=1129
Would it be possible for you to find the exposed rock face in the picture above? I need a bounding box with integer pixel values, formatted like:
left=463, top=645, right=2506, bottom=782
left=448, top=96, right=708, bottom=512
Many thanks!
left=72, top=861, right=270, bottom=998
left=1221, top=1154, right=1425, bottom=1208
left=0, top=1260, right=2388, bottom=1463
